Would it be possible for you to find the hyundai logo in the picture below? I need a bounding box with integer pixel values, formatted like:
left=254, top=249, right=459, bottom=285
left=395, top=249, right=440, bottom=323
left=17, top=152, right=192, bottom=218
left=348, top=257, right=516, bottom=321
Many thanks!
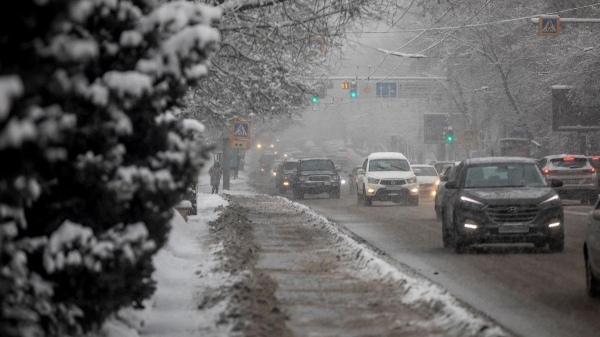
left=507, top=206, right=519, bottom=213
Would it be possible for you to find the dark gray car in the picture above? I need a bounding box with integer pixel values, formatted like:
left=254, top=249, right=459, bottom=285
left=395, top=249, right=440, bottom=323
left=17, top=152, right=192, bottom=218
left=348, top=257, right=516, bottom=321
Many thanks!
left=440, top=157, right=564, bottom=253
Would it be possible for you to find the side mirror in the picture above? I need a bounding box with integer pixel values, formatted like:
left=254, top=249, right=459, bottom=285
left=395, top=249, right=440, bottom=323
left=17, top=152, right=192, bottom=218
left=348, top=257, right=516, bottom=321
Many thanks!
left=550, top=179, right=563, bottom=188
left=445, top=181, right=458, bottom=189
left=357, top=169, right=365, bottom=175
left=440, top=175, right=449, bottom=182
left=593, top=210, right=600, bottom=221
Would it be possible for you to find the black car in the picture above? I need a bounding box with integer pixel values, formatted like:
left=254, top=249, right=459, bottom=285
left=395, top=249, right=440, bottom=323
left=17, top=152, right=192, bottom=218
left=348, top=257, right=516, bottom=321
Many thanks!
left=440, top=157, right=564, bottom=253
left=293, top=158, right=341, bottom=199
left=276, top=160, right=298, bottom=194
left=584, top=201, right=600, bottom=297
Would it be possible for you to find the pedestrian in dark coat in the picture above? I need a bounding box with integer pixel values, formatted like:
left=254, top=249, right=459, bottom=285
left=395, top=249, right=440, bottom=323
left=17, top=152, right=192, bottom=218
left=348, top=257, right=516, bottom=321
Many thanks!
left=209, top=161, right=223, bottom=194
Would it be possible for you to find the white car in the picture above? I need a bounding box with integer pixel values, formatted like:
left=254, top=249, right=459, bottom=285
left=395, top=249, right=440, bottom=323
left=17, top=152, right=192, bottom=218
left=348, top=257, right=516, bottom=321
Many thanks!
left=412, top=164, right=440, bottom=198
left=356, top=152, right=419, bottom=206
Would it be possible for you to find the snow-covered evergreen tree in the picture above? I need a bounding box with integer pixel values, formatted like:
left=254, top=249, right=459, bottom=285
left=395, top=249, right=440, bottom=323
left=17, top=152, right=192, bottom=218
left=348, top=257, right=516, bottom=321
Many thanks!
left=0, top=1, right=220, bottom=335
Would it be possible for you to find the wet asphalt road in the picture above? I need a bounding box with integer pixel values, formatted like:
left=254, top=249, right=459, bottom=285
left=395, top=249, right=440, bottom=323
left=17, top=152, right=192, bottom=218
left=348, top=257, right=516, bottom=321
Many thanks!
left=254, top=176, right=600, bottom=337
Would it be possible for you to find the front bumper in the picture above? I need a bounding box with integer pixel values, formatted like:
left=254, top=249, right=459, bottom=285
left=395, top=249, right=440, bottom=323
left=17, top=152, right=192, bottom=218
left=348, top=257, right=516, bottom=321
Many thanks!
left=366, top=183, right=418, bottom=201
left=454, top=205, right=564, bottom=244
left=296, top=181, right=340, bottom=194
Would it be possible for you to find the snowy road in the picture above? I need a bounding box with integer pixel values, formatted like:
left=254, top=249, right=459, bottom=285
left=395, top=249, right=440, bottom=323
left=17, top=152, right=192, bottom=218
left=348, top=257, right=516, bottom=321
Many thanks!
left=252, top=177, right=600, bottom=337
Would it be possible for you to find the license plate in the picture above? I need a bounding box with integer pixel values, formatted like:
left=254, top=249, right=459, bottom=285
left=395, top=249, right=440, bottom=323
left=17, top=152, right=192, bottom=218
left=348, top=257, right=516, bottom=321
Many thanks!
left=498, top=224, right=529, bottom=234
left=312, top=182, right=323, bottom=186
left=386, top=186, right=403, bottom=191
left=562, top=179, right=579, bottom=184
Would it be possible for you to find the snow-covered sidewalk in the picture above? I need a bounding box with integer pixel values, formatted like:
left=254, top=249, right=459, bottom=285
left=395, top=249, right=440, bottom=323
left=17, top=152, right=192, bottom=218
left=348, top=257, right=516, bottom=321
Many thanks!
left=96, top=193, right=233, bottom=337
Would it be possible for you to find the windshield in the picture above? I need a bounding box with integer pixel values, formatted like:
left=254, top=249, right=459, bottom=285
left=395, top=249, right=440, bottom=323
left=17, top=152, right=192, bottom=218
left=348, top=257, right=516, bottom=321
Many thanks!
left=369, top=159, right=410, bottom=172
left=550, top=158, right=588, bottom=168
left=413, top=167, right=438, bottom=176
left=464, top=163, right=547, bottom=188
left=300, top=160, right=334, bottom=171
left=282, top=162, right=297, bottom=170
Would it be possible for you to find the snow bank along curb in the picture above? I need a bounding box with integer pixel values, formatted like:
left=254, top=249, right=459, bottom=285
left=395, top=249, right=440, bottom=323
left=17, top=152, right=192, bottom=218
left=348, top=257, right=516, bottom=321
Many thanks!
left=272, top=195, right=509, bottom=337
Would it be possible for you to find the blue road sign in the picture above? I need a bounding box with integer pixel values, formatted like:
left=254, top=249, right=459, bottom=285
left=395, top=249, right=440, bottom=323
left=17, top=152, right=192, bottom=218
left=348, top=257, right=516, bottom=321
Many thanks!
left=376, top=82, right=397, bottom=98
left=539, top=16, right=560, bottom=36
left=231, top=120, right=251, bottom=140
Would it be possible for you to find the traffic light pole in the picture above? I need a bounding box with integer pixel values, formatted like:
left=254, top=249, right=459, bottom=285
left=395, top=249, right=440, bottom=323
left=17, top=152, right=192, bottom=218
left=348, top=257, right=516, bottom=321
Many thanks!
left=222, top=126, right=230, bottom=190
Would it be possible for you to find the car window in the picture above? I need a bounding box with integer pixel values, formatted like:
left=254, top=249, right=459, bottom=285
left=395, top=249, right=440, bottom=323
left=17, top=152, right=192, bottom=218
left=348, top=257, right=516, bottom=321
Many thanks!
left=413, top=167, right=437, bottom=176
left=550, top=157, right=588, bottom=168
left=281, top=162, right=297, bottom=170
left=589, top=157, right=600, bottom=169
left=369, top=159, right=410, bottom=172
left=362, top=159, right=368, bottom=170
left=300, top=160, right=334, bottom=171
left=464, top=163, right=547, bottom=188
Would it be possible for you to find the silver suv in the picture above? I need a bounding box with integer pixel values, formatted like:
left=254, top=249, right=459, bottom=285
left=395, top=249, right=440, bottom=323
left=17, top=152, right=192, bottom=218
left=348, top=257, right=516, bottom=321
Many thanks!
left=538, top=154, right=599, bottom=205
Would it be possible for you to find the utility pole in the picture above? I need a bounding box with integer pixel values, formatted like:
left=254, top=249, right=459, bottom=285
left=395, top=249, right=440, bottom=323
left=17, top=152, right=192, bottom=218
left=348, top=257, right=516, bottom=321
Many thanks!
left=222, top=126, right=230, bottom=190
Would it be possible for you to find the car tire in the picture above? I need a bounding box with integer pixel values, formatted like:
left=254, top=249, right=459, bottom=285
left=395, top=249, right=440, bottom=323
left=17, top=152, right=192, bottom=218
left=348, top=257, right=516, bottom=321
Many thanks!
left=441, top=209, right=452, bottom=248
left=329, top=188, right=341, bottom=199
left=409, top=196, right=419, bottom=206
left=586, top=253, right=600, bottom=298
left=356, top=187, right=363, bottom=205
left=452, top=215, right=467, bottom=253
left=549, top=237, right=564, bottom=253
left=590, top=192, right=599, bottom=205
left=362, top=185, right=372, bottom=207
left=293, top=189, right=304, bottom=200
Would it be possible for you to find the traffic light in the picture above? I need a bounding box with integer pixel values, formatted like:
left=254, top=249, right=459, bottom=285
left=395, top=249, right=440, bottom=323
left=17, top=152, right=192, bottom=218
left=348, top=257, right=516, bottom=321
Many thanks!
left=446, top=129, right=454, bottom=143
left=350, top=82, right=357, bottom=99
left=311, top=95, right=319, bottom=104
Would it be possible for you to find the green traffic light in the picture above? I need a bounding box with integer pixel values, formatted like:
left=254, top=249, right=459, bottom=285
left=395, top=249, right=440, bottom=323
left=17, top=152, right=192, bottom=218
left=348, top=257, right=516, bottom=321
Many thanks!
left=312, top=96, right=319, bottom=104
left=447, top=136, right=453, bottom=143
left=350, top=90, right=357, bottom=98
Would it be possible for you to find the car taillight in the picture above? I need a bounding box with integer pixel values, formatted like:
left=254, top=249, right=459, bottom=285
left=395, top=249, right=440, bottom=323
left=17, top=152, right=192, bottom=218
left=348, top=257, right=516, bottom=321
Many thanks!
left=542, top=169, right=551, bottom=175
left=563, top=157, right=575, bottom=162
left=590, top=167, right=596, bottom=173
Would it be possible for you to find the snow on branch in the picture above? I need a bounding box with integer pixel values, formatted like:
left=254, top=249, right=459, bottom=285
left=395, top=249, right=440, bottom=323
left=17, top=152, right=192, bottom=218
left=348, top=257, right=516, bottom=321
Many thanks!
left=376, top=48, right=427, bottom=59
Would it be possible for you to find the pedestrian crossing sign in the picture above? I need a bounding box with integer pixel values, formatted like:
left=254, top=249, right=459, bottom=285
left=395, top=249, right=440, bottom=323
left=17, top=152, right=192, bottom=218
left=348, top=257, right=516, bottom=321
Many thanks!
left=230, top=120, right=252, bottom=140
left=539, top=16, right=560, bottom=37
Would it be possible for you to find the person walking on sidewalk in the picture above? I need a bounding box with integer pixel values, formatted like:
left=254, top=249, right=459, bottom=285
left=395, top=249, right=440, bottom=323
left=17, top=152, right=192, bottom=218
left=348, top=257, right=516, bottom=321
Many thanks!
left=209, top=161, right=223, bottom=194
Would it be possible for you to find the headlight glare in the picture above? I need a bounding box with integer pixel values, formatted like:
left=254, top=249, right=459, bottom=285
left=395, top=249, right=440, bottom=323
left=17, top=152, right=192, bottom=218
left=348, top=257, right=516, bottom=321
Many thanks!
left=407, top=176, right=417, bottom=184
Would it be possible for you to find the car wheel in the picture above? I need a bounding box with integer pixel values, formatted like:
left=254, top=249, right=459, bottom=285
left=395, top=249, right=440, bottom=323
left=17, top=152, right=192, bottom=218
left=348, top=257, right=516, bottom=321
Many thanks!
left=293, top=189, right=304, bottom=200
left=334, top=188, right=341, bottom=199
left=356, top=187, right=363, bottom=205
left=590, top=192, right=599, bottom=205
left=362, top=185, right=372, bottom=206
left=441, top=209, right=452, bottom=248
left=586, top=253, right=600, bottom=297
left=452, top=215, right=467, bottom=253
left=409, top=196, right=419, bottom=206
left=549, top=237, right=564, bottom=253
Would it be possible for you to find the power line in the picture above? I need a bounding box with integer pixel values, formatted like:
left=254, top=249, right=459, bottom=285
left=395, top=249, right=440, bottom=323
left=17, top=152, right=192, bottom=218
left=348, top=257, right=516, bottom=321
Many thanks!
left=348, top=1, right=600, bottom=34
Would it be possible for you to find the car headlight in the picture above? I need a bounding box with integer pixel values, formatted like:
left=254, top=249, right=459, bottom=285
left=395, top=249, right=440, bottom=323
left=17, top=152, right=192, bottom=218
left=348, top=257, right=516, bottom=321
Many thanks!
left=460, top=196, right=486, bottom=209
left=331, top=175, right=340, bottom=181
left=540, top=195, right=561, bottom=208
left=434, top=178, right=440, bottom=186
left=407, top=176, right=417, bottom=184
left=299, top=176, right=308, bottom=182
left=367, top=177, right=380, bottom=184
